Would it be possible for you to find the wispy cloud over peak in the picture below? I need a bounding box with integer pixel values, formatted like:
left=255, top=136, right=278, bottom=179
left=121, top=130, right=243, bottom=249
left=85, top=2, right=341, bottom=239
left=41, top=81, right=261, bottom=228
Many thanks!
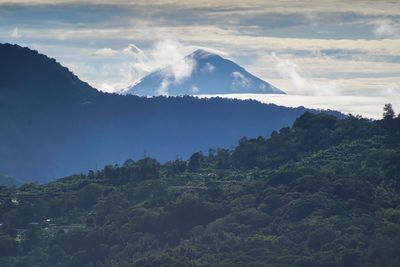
left=125, top=40, right=197, bottom=95
left=122, top=44, right=146, bottom=58
left=156, top=79, right=170, bottom=95
left=88, top=41, right=198, bottom=94
left=154, top=40, right=195, bottom=84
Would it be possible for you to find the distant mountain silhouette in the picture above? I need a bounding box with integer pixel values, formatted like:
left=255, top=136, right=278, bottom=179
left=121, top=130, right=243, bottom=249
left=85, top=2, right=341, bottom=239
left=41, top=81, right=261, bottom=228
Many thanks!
left=0, top=43, right=343, bottom=183
left=125, top=49, right=285, bottom=96
left=0, top=43, right=101, bottom=133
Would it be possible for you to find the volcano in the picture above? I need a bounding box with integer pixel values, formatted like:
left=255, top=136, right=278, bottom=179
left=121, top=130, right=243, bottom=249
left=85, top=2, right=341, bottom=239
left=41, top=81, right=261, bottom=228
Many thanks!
left=125, top=49, right=285, bottom=96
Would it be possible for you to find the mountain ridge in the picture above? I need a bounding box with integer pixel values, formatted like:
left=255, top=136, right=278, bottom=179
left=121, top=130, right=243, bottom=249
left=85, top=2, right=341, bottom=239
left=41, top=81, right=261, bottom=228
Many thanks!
left=0, top=43, right=99, bottom=101
left=0, top=43, right=343, bottom=182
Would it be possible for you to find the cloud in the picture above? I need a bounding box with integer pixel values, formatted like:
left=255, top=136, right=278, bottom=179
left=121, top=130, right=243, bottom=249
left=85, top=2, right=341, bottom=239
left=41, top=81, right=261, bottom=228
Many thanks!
left=93, top=47, right=118, bottom=56
left=191, top=85, right=199, bottom=93
left=153, top=40, right=195, bottom=82
left=10, top=27, right=20, bottom=38
left=148, top=40, right=196, bottom=95
left=98, top=83, right=116, bottom=93
left=2, top=1, right=399, bottom=17
left=122, top=43, right=146, bottom=58
left=121, top=44, right=152, bottom=87
left=382, top=83, right=400, bottom=98
left=201, top=62, right=215, bottom=73
left=68, top=40, right=229, bottom=95
left=156, top=79, right=170, bottom=95
left=101, top=40, right=196, bottom=95
left=197, top=93, right=400, bottom=120
left=87, top=41, right=197, bottom=95
left=374, top=20, right=400, bottom=38
left=23, top=27, right=400, bottom=57
left=272, top=53, right=340, bottom=96
left=93, top=44, right=146, bottom=58
left=267, top=77, right=400, bottom=98
left=232, top=71, right=251, bottom=88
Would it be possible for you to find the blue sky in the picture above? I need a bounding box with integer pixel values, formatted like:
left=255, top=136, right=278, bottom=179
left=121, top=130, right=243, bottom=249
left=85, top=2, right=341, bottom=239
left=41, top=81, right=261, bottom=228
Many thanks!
left=1, top=0, right=400, bottom=114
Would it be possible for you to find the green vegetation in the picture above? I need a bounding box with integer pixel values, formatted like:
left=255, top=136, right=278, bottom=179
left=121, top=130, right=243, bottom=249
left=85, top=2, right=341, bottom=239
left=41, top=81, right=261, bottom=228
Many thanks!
left=0, top=111, right=400, bottom=266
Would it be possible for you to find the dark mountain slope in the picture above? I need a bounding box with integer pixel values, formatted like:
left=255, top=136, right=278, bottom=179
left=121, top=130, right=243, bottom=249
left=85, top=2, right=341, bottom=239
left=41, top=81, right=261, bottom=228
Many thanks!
left=0, top=43, right=100, bottom=119
left=0, top=43, right=343, bottom=183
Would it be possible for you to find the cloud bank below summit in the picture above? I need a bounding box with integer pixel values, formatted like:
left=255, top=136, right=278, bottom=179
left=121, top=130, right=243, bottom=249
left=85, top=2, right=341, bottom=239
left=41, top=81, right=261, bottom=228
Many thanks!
left=197, top=94, right=400, bottom=120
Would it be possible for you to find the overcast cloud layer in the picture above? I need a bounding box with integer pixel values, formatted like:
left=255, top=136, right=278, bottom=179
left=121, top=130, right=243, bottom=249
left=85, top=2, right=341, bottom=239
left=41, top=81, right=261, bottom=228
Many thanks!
left=0, top=0, right=399, bottom=116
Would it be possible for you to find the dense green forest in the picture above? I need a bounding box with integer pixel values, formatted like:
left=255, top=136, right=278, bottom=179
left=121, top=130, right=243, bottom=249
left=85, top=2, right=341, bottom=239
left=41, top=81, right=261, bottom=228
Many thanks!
left=0, top=110, right=399, bottom=266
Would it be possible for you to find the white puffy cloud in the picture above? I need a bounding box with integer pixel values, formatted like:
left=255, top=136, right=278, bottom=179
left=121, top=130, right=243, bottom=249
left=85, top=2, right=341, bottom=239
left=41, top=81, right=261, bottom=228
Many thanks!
left=156, top=79, right=170, bottom=95
left=122, top=44, right=146, bottom=58
left=98, top=83, right=116, bottom=93
left=131, top=40, right=197, bottom=95
left=153, top=40, right=195, bottom=84
left=272, top=53, right=341, bottom=96
left=84, top=41, right=197, bottom=94
left=93, top=44, right=146, bottom=58
left=93, top=47, right=118, bottom=56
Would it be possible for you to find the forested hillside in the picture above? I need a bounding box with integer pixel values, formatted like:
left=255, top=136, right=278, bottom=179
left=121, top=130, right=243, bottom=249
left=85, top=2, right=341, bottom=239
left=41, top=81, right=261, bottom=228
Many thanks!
left=1, top=111, right=399, bottom=266
left=0, top=43, right=343, bottom=183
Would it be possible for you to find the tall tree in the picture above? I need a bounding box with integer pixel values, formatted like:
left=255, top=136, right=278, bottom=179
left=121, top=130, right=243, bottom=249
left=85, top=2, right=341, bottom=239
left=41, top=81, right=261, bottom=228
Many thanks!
left=383, top=103, right=395, bottom=119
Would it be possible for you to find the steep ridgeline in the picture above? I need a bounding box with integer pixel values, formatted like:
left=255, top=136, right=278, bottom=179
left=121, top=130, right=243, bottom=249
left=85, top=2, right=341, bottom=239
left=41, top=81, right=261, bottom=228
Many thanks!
left=0, top=113, right=399, bottom=266
left=0, top=43, right=342, bottom=183
left=0, top=44, right=100, bottom=117
left=125, top=49, right=285, bottom=96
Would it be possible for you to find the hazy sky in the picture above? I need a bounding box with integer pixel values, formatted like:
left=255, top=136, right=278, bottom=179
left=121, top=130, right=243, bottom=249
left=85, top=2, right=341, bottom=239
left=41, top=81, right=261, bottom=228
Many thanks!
left=1, top=0, right=399, bottom=104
